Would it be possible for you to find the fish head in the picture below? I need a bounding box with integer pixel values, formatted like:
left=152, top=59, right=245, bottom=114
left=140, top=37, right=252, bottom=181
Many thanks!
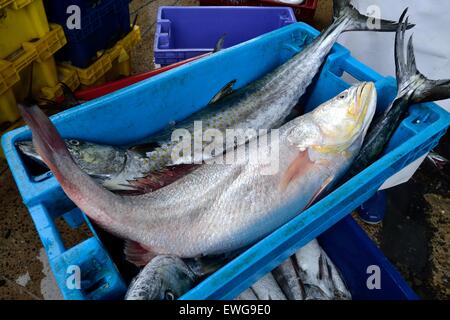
left=288, top=82, right=376, bottom=156
left=17, top=138, right=127, bottom=180
left=125, top=256, right=196, bottom=300
left=64, top=139, right=127, bottom=180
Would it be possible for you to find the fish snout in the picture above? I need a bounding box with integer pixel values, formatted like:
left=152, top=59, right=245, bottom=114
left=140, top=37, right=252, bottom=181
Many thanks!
left=350, top=81, right=376, bottom=123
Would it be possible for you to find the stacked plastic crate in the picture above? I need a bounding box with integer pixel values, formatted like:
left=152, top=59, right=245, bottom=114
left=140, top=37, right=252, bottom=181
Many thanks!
left=44, top=0, right=141, bottom=88
left=0, top=0, right=73, bottom=142
left=198, top=0, right=318, bottom=23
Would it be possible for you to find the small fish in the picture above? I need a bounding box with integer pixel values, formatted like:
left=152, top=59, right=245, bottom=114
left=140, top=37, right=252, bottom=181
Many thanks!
left=125, top=256, right=197, bottom=300
left=18, top=0, right=406, bottom=193
left=345, top=9, right=450, bottom=179
left=125, top=253, right=235, bottom=300
left=293, top=240, right=351, bottom=300
left=246, top=273, right=287, bottom=300
left=18, top=80, right=376, bottom=266
left=272, top=256, right=306, bottom=300
left=239, top=239, right=351, bottom=300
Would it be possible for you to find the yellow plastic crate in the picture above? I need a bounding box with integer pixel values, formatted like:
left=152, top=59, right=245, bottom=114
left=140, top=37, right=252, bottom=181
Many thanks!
left=0, top=24, right=66, bottom=94
left=63, top=25, right=141, bottom=87
left=0, top=0, right=50, bottom=59
left=40, top=65, right=80, bottom=100
left=0, top=24, right=66, bottom=126
left=0, top=0, right=35, bottom=10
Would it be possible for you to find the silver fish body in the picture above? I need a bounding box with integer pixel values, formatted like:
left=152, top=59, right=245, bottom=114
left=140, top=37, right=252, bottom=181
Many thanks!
left=113, top=83, right=376, bottom=258
left=19, top=82, right=376, bottom=262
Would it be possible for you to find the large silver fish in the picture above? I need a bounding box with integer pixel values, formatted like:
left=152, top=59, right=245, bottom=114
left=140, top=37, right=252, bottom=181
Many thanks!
left=18, top=81, right=376, bottom=265
left=17, top=0, right=406, bottom=193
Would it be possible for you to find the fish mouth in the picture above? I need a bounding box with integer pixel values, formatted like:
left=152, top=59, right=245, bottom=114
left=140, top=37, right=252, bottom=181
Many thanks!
left=350, top=82, right=375, bottom=116
left=350, top=82, right=376, bottom=133
left=356, top=82, right=376, bottom=131
left=16, top=141, right=43, bottom=162
left=313, top=82, right=376, bottom=154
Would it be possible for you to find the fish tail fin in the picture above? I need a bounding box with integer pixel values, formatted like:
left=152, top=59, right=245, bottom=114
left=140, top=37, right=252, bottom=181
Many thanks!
left=18, top=103, right=120, bottom=228
left=395, top=11, right=450, bottom=104
left=17, top=103, right=72, bottom=171
left=333, top=0, right=413, bottom=32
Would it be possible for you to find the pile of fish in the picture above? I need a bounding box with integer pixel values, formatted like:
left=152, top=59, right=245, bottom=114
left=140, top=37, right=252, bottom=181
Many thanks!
left=126, top=239, right=350, bottom=300
left=15, top=0, right=450, bottom=301
left=18, top=0, right=404, bottom=193
left=238, top=240, right=351, bottom=300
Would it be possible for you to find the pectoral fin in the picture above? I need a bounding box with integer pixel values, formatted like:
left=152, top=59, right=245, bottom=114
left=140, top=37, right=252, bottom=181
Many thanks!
left=124, top=240, right=156, bottom=267
left=280, top=150, right=314, bottom=191
left=125, top=164, right=199, bottom=194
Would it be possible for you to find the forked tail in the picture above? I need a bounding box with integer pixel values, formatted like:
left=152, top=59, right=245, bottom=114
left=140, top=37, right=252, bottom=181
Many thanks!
left=344, top=9, right=450, bottom=179
left=394, top=11, right=450, bottom=104
left=333, top=0, right=413, bottom=32
left=18, top=103, right=122, bottom=230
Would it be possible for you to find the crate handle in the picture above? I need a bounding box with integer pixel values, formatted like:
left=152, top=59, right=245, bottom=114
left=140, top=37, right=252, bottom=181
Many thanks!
left=341, top=57, right=384, bottom=82
left=29, top=204, right=66, bottom=260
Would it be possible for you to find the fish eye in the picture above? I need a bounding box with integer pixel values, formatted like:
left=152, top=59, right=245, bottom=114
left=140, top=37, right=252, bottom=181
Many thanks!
left=338, top=92, right=347, bottom=99
left=165, top=290, right=175, bottom=301
left=69, top=140, right=80, bottom=146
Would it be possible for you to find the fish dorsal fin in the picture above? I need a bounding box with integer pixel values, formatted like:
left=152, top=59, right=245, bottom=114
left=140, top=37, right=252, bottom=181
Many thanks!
left=208, top=80, right=237, bottom=105
left=280, top=150, right=314, bottom=191
left=124, top=240, right=156, bottom=267
left=125, top=164, right=200, bottom=194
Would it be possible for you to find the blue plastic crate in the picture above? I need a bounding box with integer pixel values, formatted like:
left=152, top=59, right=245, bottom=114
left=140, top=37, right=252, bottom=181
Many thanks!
left=2, top=23, right=449, bottom=300
left=154, top=6, right=296, bottom=66
left=44, top=0, right=131, bottom=68
left=318, top=216, right=418, bottom=300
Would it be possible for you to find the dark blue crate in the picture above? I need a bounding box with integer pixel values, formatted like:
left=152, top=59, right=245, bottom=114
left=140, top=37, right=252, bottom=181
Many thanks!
left=2, top=23, right=449, bottom=299
left=319, top=216, right=418, bottom=300
left=45, top=0, right=131, bottom=68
